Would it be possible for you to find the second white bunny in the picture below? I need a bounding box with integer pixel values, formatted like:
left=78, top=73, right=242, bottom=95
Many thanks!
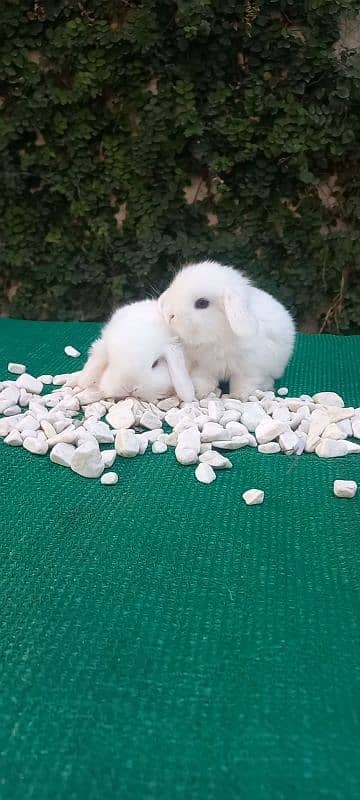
left=159, top=260, right=295, bottom=400
left=67, top=299, right=194, bottom=403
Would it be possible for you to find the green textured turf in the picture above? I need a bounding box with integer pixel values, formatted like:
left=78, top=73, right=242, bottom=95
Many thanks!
left=0, top=319, right=359, bottom=800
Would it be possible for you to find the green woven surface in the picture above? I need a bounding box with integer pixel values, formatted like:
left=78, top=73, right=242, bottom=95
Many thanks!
left=0, top=319, right=359, bottom=800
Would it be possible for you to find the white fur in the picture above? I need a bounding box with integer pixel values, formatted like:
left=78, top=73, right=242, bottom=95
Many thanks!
left=159, top=260, right=295, bottom=400
left=68, top=300, right=194, bottom=403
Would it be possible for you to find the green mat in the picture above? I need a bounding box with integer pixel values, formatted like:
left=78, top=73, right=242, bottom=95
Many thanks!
left=0, top=319, right=359, bottom=800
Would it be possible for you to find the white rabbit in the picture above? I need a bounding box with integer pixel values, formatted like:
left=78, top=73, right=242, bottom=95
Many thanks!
left=67, top=299, right=194, bottom=403
left=159, top=260, right=295, bottom=400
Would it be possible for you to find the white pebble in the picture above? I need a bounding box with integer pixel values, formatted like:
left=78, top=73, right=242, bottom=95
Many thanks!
left=272, top=406, right=291, bottom=423
left=327, top=406, right=354, bottom=423
left=322, top=423, right=345, bottom=440
left=277, top=387, right=288, bottom=396
left=178, top=427, right=201, bottom=453
left=193, top=414, right=210, bottom=430
left=106, top=401, right=135, bottom=429
left=195, top=463, right=216, bottom=484
left=290, top=406, right=310, bottom=430
left=16, top=415, right=40, bottom=432
left=157, top=396, right=179, bottom=411
left=23, top=436, right=48, bottom=455
left=137, top=435, right=149, bottom=455
left=308, top=409, right=329, bottom=438
left=315, top=439, right=349, bottom=458
left=3, top=404, right=21, bottom=417
left=225, top=421, right=248, bottom=437
left=152, top=441, right=167, bottom=454
left=174, top=416, right=197, bottom=435
left=333, top=480, right=357, bottom=499
left=295, top=434, right=306, bottom=456
left=59, top=397, right=79, bottom=415
left=140, top=410, right=161, bottom=430
left=150, top=402, right=166, bottom=420
left=220, top=410, right=241, bottom=425
left=64, top=345, right=81, bottom=358
left=21, top=428, right=39, bottom=441
left=199, top=442, right=212, bottom=454
left=199, top=451, right=232, bottom=469
left=286, top=398, right=305, bottom=412
left=261, top=399, right=276, bottom=414
left=101, top=449, right=117, bottom=468
left=84, top=402, right=106, bottom=420
left=7, top=362, right=26, bottom=375
left=52, top=373, right=70, bottom=386
left=241, top=404, right=266, bottom=432
left=213, top=436, right=250, bottom=450
left=164, top=408, right=183, bottom=427
left=255, top=418, right=289, bottom=445
left=100, top=472, right=118, bottom=485
left=242, top=488, right=264, bottom=506
left=346, top=441, right=360, bottom=454
left=201, top=422, right=229, bottom=443
left=40, top=420, right=57, bottom=438
left=279, top=431, right=299, bottom=454
left=258, top=442, right=280, bottom=454
left=76, top=431, right=99, bottom=449
left=166, top=432, right=178, bottom=447
left=50, top=443, right=76, bottom=467
left=142, top=428, right=163, bottom=444
left=52, top=419, right=70, bottom=434
left=19, top=389, right=31, bottom=407
left=47, top=427, right=77, bottom=447
left=38, top=374, right=53, bottom=385
left=352, top=417, right=360, bottom=439
left=1, top=385, right=19, bottom=402
left=224, top=399, right=243, bottom=411
left=305, top=434, right=321, bottom=453
left=313, top=391, right=344, bottom=407
left=4, top=429, right=22, bottom=446
left=115, top=428, right=139, bottom=457
left=16, top=373, right=43, bottom=394
left=298, top=418, right=310, bottom=435
left=338, top=419, right=352, bottom=438
left=208, top=399, right=224, bottom=422
left=28, top=401, right=48, bottom=419
left=71, top=441, right=104, bottom=478
left=0, top=419, right=10, bottom=437
left=175, top=446, right=198, bottom=465
left=83, top=419, right=114, bottom=444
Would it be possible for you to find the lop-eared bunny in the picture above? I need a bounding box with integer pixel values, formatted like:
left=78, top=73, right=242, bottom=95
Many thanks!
left=159, top=260, right=295, bottom=400
left=67, top=299, right=194, bottom=403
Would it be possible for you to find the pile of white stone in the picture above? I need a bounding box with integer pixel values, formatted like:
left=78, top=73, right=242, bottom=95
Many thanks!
left=0, top=358, right=359, bottom=500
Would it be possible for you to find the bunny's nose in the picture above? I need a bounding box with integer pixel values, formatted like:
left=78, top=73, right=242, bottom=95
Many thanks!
left=169, top=313, right=175, bottom=322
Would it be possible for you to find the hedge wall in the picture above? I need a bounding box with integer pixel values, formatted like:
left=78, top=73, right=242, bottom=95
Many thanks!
left=1, top=1, right=360, bottom=331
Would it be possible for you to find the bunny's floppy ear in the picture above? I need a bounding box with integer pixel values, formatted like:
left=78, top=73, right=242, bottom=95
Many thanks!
left=164, top=342, right=194, bottom=402
left=223, top=288, right=258, bottom=338
left=158, top=290, right=168, bottom=317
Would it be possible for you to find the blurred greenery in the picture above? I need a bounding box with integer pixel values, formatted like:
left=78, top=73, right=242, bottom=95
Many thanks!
left=0, top=1, right=359, bottom=331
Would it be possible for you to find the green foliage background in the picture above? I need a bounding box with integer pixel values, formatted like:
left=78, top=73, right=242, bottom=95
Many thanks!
left=1, top=0, right=360, bottom=330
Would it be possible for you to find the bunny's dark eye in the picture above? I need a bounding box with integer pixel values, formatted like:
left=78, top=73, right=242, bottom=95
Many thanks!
left=194, top=297, right=209, bottom=309
left=152, top=359, right=160, bottom=369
